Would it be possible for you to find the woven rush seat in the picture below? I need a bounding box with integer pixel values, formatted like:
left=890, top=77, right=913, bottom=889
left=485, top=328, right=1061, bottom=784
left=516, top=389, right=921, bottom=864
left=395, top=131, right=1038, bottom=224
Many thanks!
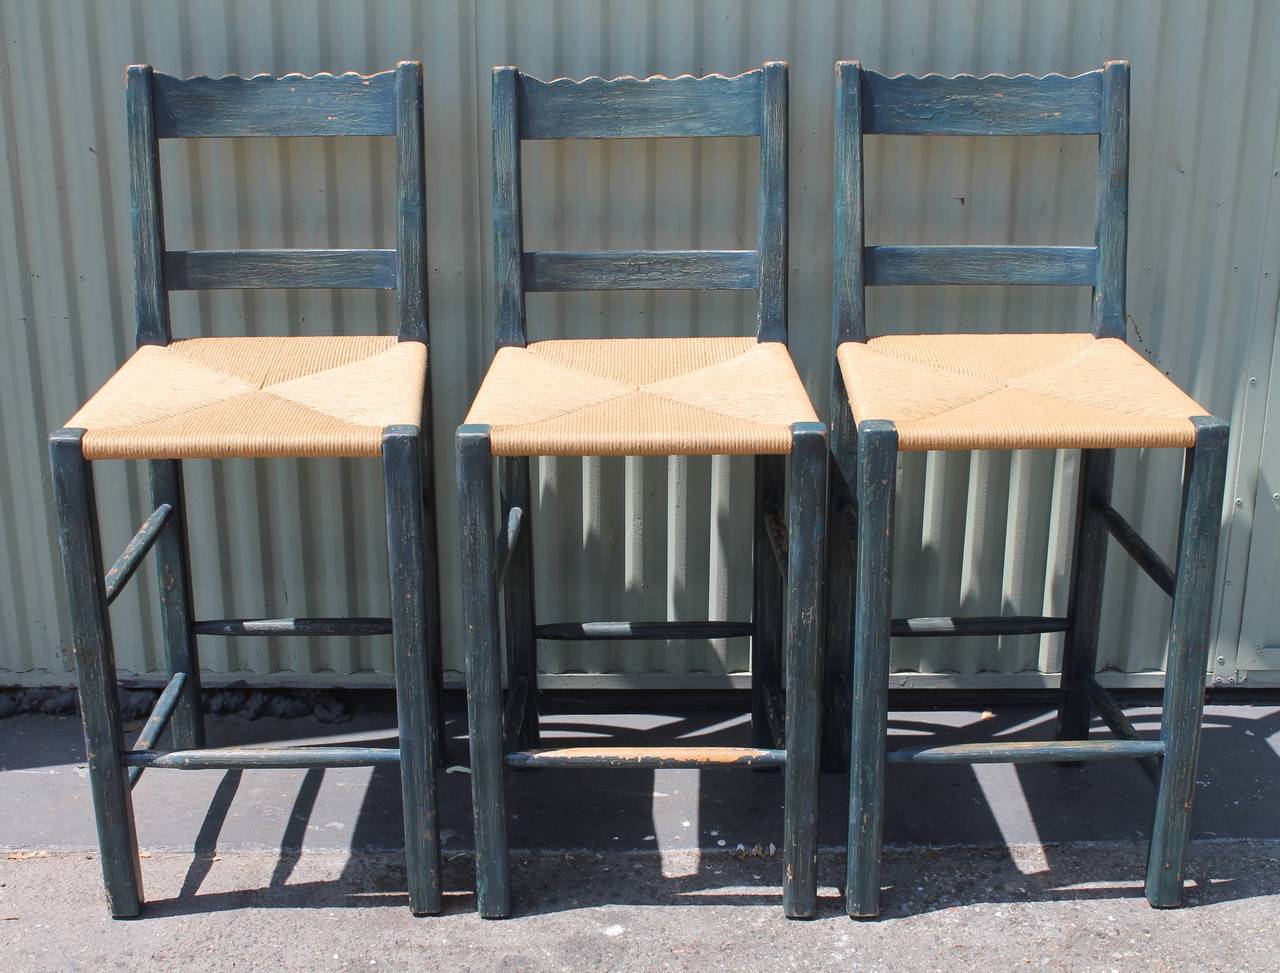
left=464, top=336, right=819, bottom=456
left=837, top=333, right=1208, bottom=452
left=68, top=334, right=426, bottom=460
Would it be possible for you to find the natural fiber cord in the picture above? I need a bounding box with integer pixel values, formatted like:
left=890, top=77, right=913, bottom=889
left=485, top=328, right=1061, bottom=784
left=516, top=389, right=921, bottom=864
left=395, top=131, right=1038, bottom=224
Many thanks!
left=465, top=337, right=818, bottom=456
left=69, top=335, right=426, bottom=459
left=838, top=334, right=1206, bottom=452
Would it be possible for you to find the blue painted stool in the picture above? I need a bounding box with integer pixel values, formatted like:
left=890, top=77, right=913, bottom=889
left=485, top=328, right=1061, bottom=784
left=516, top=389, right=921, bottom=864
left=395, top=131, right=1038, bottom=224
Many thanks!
left=457, top=62, right=827, bottom=919
left=827, top=61, right=1229, bottom=917
left=49, top=63, right=444, bottom=917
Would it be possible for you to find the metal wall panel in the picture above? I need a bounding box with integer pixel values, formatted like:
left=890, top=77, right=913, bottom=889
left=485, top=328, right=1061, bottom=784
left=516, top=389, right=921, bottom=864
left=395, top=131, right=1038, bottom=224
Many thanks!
left=1, top=0, right=1276, bottom=688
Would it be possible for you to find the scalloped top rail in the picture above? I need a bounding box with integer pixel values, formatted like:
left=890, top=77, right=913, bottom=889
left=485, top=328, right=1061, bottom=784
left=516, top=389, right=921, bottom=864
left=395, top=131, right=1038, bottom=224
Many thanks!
left=861, top=69, right=1104, bottom=135
left=152, top=69, right=398, bottom=138
left=517, top=69, right=765, bottom=139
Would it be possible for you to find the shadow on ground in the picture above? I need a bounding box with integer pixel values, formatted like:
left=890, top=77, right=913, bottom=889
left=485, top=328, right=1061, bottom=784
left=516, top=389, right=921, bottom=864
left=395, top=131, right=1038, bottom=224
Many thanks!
left=3, top=691, right=1278, bottom=920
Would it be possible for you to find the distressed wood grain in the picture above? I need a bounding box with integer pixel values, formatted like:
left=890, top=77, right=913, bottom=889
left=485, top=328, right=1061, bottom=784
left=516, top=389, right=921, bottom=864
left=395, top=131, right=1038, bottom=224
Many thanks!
left=1096, top=498, right=1175, bottom=596
left=781, top=421, right=826, bottom=919
left=887, top=739, right=1165, bottom=764
left=756, top=62, right=788, bottom=341
left=845, top=420, right=897, bottom=919
left=523, top=250, right=757, bottom=291
left=395, top=62, right=429, bottom=342
left=163, top=249, right=396, bottom=290
left=864, top=245, right=1097, bottom=286
left=1092, top=61, right=1130, bottom=338
left=127, top=66, right=169, bottom=345
left=457, top=424, right=511, bottom=919
left=518, top=71, right=763, bottom=139
left=148, top=460, right=203, bottom=749
left=1056, top=449, right=1115, bottom=742
left=1146, top=416, right=1229, bottom=907
left=534, top=620, right=754, bottom=640
left=192, top=616, right=393, bottom=636
left=833, top=61, right=867, bottom=344
left=752, top=456, right=785, bottom=749
left=383, top=424, right=442, bottom=915
left=891, top=615, right=1069, bottom=636
left=126, top=671, right=187, bottom=787
left=499, top=456, right=540, bottom=747
left=103, top=504, right=171, bottom=605
left=861, top=69, right=1103, bottom=135
left=492, top=67, right=527, bottom=347
left=505, top=747, right=786, bottom=769
left=152, top=70, right=397, bottom=138
left=50, top=429, right=144, bottom=917
left=124, top=746, right=401, bottom=769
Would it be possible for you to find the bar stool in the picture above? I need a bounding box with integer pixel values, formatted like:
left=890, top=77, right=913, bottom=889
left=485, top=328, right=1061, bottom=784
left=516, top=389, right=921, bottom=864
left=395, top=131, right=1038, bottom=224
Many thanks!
left=49, top=62, right=443, bottom=917
left=827, top=61, right=1229, bottom=917
left=457, top=62, right=827, bottom=919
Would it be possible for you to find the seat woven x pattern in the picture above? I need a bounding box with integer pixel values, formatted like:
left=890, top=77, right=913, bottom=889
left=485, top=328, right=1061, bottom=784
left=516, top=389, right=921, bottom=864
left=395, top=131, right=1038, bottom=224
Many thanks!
left=68, top=334, right=426, bottom=460
left=838, top=332, right=1208, bottom=452
left=464, top=335, right=819, bottom=456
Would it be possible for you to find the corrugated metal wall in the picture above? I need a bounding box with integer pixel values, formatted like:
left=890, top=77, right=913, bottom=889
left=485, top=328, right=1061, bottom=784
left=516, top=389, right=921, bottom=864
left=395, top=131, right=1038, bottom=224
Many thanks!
left=1, top=0, right=1277, bottom=689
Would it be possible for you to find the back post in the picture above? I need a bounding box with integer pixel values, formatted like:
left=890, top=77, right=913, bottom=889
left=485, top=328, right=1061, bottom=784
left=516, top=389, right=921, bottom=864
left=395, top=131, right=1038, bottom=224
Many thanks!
left=127, top=65, right=170, bottom=347
left=492, top=66, right=527, bottom=348
left=395, top=61, right=428, bottom=343
left=756, top=61, right=788, bottom=344
left=1091, top=60, right=1130, bottom=339
left=832, top=61, right=866, bottom=349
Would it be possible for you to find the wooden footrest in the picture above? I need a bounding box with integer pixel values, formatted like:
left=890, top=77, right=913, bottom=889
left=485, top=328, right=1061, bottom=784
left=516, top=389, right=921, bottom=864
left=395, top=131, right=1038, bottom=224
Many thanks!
left=887, top=739, right=1164, bottom=765
left=122, top=745, right=400, bottom=770
left=505, top=746, right=786, bottom=769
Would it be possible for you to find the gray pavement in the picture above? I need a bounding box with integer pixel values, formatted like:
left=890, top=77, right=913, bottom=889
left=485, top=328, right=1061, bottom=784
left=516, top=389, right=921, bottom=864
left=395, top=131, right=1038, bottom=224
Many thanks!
left=2, top=692, right=1279, bottom=970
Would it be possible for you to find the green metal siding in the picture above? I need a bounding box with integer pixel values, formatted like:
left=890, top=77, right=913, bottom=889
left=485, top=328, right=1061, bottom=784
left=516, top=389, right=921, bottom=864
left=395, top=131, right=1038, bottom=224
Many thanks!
left=0, top=0, right=1276, bottom=688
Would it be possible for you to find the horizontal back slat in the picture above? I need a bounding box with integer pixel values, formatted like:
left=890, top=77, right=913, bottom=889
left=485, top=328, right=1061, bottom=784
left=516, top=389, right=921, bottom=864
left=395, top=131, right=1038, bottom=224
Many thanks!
left=523, top=250, right=759, bottom=291
left=863, top=245, right=1098, bottom=286
left=861, top=70, right=1103, bottom=135
left=153, top=71, right=397, bottom=138
left=518, top=72, right=763, bottom=139
left=163, top=249, right=397, bottom=290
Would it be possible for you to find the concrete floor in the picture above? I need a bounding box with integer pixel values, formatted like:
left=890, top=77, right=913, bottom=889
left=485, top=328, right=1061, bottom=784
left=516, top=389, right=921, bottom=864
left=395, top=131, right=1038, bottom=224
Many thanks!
left=2, top=692, right=1279, bottom=970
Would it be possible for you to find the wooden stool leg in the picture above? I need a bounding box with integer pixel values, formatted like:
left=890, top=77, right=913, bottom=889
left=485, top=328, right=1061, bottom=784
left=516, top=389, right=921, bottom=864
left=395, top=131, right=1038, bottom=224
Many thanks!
left=1057, top=448, right=1115, bottom=741
left=823, top=402, right=858, bottom=771
left=845, top=420, right=897, bottom=919
left=821, top=497, right=855, bottom=773
left=782, top=423, right=827, bottom=919
left=418, top=414, right=448, bottom=766
left=1146, top=416, right=1228, bottom=907
left=499, top=456, right=539, bottom=748
left=458, top=425, right=510, bottom=918
left=752, top=455, right=785, bottom=749
left=50, top=429, right=143, bottom=918
left=383, top=426, right=442, bottom=916
left=148, top=459, right=204, bottom=750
